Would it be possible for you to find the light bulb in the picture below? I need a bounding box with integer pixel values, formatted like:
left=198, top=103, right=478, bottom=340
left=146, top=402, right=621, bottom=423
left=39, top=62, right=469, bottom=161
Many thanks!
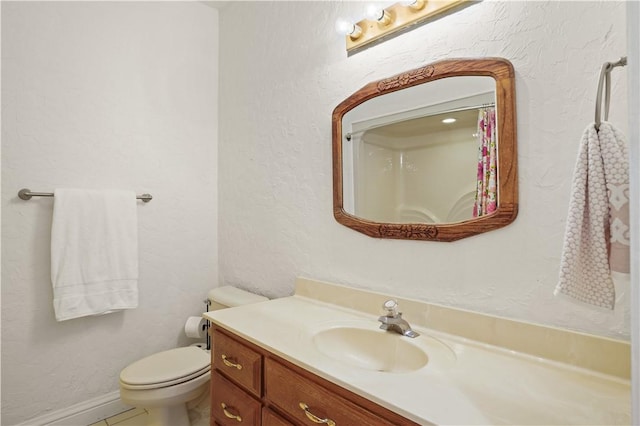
left=442, top=118, right=457, bottom=124
left=335, top=19, right=362, bottom=40
left=366, top=5, right=392, bottom=25
left=401, top=0, right=426, bottom=11
left=366, top=5, right=384, bottom=20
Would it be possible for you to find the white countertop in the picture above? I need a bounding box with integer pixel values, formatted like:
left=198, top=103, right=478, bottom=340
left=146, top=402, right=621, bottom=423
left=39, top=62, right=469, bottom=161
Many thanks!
left=204, top=295, right=630, bottom=425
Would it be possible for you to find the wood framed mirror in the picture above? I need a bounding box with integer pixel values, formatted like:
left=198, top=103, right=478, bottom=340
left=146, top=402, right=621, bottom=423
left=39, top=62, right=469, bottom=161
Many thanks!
left=332, top=58, right=518, bottom=242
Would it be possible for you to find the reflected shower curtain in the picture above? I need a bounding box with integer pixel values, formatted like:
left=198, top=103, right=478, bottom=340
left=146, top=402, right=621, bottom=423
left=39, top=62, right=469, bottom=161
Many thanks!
left=473, top=107, right=497, bottom=217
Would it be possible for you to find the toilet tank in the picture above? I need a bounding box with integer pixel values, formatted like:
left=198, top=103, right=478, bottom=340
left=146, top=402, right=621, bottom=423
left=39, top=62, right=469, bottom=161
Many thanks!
left=207, top=286, right=268, bottom=311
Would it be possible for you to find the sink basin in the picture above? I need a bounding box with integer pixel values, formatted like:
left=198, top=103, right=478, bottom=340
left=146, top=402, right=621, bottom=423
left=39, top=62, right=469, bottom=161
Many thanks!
left=312, top=326, right=430, bottom=373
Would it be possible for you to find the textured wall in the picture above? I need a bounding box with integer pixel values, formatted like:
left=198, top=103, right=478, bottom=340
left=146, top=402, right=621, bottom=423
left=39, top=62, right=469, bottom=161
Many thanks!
left=218, top=1, right=630, bottom=339
left=629, top=3, right=640, bottom=424
left=1, top=3, right=218, bottom=424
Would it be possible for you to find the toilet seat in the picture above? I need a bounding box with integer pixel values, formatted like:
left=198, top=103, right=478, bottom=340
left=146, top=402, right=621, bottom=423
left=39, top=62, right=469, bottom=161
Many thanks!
left=120, top=346, right=210, bottom=390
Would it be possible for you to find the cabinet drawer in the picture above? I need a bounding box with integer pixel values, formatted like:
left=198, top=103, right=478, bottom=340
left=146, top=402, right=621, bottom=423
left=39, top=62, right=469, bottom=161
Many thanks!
left=265, top=358, right=390, bottom=426
left=213, top=328, right=262, bottom=397
left=262, top=408, right=294, bottom=426
left=211, top=370, right=261, bottom=426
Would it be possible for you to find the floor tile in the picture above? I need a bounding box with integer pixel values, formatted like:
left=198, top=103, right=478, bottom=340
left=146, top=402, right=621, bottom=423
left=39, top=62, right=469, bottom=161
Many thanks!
left=105, top=408, right=147, bottom=426
left=107, top=412, right=148, bottom=426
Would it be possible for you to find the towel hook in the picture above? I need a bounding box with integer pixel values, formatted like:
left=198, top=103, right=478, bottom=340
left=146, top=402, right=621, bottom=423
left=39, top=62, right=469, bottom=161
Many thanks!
left=594, top=56, right=627, bottom=131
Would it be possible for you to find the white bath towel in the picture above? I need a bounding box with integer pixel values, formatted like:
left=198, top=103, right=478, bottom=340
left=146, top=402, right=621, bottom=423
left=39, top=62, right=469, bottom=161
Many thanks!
left=555, top=122, right=630, bottom=309
left=51, top=189, right=139, bottom=321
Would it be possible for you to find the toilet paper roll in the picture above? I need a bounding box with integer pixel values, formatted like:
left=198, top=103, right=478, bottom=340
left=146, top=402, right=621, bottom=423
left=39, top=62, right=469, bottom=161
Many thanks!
left=184, top=316, right=207, bottom=339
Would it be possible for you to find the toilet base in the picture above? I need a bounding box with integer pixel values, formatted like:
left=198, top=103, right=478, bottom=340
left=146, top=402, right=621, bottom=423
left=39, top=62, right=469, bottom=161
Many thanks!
left=120, top=370, right=210, bottom=426
left=147, top=404, right=190, bottom=426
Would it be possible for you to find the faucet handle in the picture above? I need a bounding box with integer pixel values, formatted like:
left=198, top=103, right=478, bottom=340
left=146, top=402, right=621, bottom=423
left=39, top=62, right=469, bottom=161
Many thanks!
left=382, top=299, right=399, bottom=316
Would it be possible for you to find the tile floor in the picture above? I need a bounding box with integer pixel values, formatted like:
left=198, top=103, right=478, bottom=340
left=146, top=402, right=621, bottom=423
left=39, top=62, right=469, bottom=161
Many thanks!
left=88, top=408, right=147, bottom=426
left=88, top=389, right=210, bottom=426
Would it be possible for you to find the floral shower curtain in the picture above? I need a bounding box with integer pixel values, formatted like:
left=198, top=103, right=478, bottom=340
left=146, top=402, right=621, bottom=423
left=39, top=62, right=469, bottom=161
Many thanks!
left=473, top=107, right=497, bottom=217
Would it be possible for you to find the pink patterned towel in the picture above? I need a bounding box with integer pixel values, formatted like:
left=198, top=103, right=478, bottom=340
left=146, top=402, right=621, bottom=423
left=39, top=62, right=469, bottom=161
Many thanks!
left=555, top=122, right=629, bottom=309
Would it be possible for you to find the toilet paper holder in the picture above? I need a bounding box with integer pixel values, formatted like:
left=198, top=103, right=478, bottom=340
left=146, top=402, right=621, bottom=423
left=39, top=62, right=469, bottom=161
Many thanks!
left=203, top=299, right=211, bottom=351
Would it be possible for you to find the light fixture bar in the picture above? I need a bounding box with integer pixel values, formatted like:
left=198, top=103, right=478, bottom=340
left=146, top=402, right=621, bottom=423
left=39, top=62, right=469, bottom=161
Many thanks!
left=346, top=0, right=471, bottom=52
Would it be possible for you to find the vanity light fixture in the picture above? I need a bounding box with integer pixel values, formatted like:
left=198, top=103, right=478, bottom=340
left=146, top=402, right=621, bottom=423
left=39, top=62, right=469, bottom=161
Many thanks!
left=343, top=0, right=471, bottom=53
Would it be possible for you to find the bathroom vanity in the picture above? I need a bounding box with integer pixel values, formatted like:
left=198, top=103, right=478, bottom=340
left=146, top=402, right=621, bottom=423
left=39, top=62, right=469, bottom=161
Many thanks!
left=210, top=326, right=417, bottom=425
left=204, top=278, right=630, bottom=425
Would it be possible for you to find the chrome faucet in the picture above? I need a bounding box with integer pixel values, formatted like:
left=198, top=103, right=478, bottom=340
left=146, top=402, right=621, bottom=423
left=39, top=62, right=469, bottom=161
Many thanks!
left=378, top=300, right=419, bottom=338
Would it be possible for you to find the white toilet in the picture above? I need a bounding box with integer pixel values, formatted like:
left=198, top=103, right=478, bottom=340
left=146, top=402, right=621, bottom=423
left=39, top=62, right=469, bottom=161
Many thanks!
left=119, top=286, right=268, bottom=426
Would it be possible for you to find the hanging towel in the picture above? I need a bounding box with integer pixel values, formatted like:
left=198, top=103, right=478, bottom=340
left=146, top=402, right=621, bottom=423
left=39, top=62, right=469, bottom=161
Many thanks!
left=51, top=189, right=139, bottom=321
left=555, top=122, right=630, bottom=309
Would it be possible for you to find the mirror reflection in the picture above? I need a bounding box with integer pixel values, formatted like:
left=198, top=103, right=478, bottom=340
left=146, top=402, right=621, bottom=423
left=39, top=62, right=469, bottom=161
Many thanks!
left=332, top=58, right=518, bottom=241
left=341, top=76, right=496, bottom=224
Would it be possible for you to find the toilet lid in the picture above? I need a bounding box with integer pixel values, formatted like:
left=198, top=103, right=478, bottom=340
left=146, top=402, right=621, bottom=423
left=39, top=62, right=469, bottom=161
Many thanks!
left=120, top=346, right=210, bottom=388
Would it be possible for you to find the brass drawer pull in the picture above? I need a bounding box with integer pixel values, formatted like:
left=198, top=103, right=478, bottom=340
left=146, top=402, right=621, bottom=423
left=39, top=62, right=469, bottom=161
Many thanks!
left=298, top=402, right=336, bottom=426
left=221, top=402, right=243, bottom=422
left=221, top=354, right=243, bottom=370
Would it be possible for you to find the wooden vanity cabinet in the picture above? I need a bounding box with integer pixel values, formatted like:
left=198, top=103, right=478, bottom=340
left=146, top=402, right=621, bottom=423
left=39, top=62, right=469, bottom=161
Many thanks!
left=212, top=329, right=262, bottom=397
left=210, top=325, right=419, bottom=426
left=211, top=370, right=262, bottom=426
left=262, top=408, right=293, bottom=426
left=265, top=358, right=389, bottom=425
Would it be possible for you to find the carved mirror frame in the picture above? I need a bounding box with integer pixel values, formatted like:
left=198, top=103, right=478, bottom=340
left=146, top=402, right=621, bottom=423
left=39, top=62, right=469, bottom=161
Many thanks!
left=332, top=58, right=518, bottom=242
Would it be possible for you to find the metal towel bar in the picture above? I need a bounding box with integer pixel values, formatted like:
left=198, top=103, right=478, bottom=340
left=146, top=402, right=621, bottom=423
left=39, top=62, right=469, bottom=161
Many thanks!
left=17, top=188, right=153, bottom=202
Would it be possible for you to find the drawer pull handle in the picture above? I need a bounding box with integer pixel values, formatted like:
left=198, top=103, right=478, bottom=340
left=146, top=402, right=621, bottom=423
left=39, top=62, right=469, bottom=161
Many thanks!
left=221, top=354, right=243, bottom=370
left=221, top=403, right=243, bottom=422
left=298, top=402, right=336, bottom=426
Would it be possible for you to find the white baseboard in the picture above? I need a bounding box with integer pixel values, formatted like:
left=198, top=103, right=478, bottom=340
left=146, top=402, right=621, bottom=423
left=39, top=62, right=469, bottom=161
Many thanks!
left=16, top=391, right=133, bottom=426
